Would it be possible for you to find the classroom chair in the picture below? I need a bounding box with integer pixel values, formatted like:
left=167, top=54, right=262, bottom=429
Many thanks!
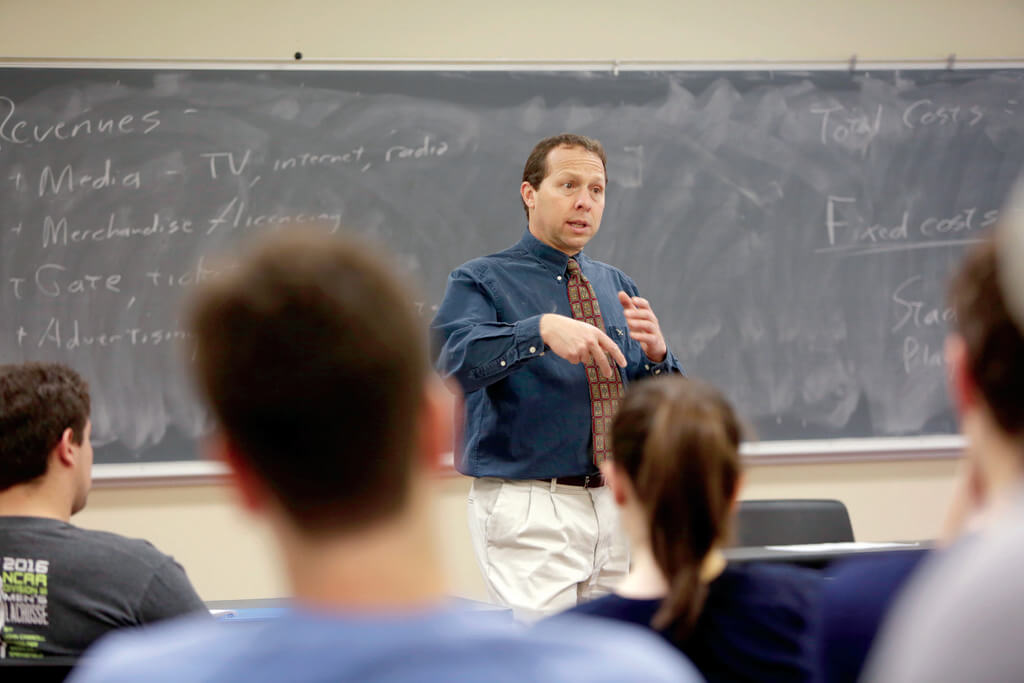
left=733, top=499, right=854, bottom=547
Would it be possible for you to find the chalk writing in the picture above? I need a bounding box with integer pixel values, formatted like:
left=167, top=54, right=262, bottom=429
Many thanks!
left=902, top=99, right=984, bottom=128
left=200, top=150, right=251, bottom=179
left=6, top=263, right=121, bottom=299
left=28, top=318, right=191, bottom=350
left=145, top=257, right=226, bottom=288
left=271, top=147, right=365, bottom=171
left=385, top=136, right=448, bottom=162
left=891, top=276, right=956, bottom=333
left=810, top=104, right=882, bottom=151
left=0, top=96, right=161, bottom=152
left=902, top=336, right=944, bottom=374
left=207, top=197, right=342, bottom=234
left=919, top=207, right=998, bottom=238
left=41, top=213, right=194, bottom=248
left=821, top=197, right=999, bottom=256
left=37, top=159, right=140, bottom=197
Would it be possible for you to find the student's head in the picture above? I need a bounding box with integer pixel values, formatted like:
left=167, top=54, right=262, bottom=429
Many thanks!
left=996, top=183, right=1024, bottom=332
left=0, top=362, right=93, bottom=513
left=521, top=134, right=608, bottom=255
left=608, top=376, right=742, bottom=635
left=947, top=234, right=1024, bottom=456
left=187, top=228, right=436, bottom=536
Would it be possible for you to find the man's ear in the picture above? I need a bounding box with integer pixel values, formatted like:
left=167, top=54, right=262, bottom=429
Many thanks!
left=205, top=432, right=267, bottom=515
left=53, top=427, right=77, bottom=468
left=419, top=375, right=460, bottom=473
left=946, top=334, right=977, bottom=420
left=520, top=181, right=536, bottom=212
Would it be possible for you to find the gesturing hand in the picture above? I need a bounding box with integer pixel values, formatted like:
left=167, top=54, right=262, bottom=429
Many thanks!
left=539, top=314, right=627, bottom=379
left=618, top=292, right=667, bottom=362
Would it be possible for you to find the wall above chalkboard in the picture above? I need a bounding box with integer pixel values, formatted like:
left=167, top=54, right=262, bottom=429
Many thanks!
left=1, top=62, right=1022, bottom=470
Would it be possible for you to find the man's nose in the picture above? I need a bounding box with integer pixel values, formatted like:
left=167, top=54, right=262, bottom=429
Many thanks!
left=574, top=189, right=592, bottom=210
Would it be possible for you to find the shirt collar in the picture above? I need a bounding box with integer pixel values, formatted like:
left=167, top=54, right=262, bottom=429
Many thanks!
left=516, top=230, right=585, bottom=278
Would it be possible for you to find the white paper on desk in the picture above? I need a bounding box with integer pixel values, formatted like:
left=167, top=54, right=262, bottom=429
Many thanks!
left=763, top=541, right=921, bottom=552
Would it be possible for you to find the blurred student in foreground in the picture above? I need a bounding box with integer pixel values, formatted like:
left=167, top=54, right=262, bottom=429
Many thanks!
left=562, top=375, right=821, bottom=682
left=0, top=363, right=205, bottom=661
left=69, top=228, right=700, bottom=683
left=860, top=230, right=1024, bottom=681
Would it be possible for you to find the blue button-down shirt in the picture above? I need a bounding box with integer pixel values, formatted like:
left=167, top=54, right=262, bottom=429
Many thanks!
left=431, top=231, right=683, bottom=479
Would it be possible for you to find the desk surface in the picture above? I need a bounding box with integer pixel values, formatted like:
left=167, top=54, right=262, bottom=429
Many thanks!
left=725, top=541, right=932, bottom=568
left=206, top=596, right=510, bottom=622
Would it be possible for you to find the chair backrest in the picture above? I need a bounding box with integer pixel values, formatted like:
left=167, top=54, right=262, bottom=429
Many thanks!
left=733, top=499, right=854, bottom=547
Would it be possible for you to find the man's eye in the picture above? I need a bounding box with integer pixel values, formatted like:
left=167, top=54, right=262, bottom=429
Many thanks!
left=563, top=182, right=575, bottom=189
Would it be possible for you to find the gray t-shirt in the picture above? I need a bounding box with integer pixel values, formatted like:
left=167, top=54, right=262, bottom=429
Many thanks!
left=864, top=491, right=1024, bottom=682
left=0, top=516, right=206, bottom=659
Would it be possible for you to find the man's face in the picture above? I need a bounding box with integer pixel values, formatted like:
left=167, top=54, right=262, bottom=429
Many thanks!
left=70, top=420, right=93, bottom=515
left=522, top=145, right=606, bottom=256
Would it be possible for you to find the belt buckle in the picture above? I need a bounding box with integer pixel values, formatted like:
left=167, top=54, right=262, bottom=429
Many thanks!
left=583, top=475, right=591, bottom=488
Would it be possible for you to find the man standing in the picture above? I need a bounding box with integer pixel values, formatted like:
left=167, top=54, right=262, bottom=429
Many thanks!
left=0, top=363, right=205, bottom=660
left=68, top=228, right=700, bottom=683
left=432, top=134, right=683, bottom=616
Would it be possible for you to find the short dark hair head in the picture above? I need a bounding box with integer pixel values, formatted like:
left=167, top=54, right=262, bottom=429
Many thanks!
left=611, top=376, right=742, bottom=638
left=0, top=363, right=90, bottom=491
left=948, top=234, right=1024, bottom=443
left=521, top=133, right=608, bottom=219
left=187, top=227, right=428, bottom=534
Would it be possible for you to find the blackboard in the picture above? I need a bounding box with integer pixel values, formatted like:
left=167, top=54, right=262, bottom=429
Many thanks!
left=1, top=64, right=1022, bottom=467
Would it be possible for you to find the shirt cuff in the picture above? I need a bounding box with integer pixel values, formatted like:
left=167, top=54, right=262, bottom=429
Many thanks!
left=512, top=315, right=546, bottom=362
left=641, top=349, right=683, bottom=377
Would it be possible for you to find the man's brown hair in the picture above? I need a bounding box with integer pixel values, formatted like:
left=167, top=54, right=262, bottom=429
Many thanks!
left=521, top=133, right=608, bottom=219
left=187, top=228, right=428, bottom=533
left=0, top=363, right=90, bottom=491
left=948, top=234, right=1024, bottom=442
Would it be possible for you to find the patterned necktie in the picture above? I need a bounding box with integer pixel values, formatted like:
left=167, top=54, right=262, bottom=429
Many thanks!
left=566, top=258, right=625, bottom=465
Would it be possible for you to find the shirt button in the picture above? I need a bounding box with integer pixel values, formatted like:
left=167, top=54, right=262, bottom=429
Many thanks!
left=645, top=364, right=650, bottom=370
left=556, top=276, right=562, bottom=281
left=529, top=346, right=536, bottom=354
left=654, top=369, right=661, bottom=375
left=500, top=360, right=507, bottom=367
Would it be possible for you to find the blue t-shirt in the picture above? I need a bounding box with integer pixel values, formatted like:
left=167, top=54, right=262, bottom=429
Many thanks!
left=565, top=563, right=822, bottom=683
left=68, top=604, right=702, bottom=683
left=817, top=549, right=929, bottom=683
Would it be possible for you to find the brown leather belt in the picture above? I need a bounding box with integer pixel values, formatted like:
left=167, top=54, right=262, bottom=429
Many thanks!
left=538, top=473, right=605, bottom=488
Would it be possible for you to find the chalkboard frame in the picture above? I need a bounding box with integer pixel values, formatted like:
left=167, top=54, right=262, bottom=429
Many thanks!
left=6, top=56, right=1019, bottom=484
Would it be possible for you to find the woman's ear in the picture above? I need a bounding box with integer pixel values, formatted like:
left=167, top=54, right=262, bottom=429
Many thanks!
left=600, top=461, right=629, bottom=506
left=946, top=334, right=977, bottom=421
left=730, top=472, right=746, bottom=513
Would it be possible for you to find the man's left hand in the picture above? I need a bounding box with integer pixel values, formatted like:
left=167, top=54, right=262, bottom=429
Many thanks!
left=618, top=291, right=667, bottom=363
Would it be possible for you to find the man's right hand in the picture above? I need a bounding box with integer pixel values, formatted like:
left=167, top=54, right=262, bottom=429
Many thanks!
left=539, top=314, right=627, bottom=379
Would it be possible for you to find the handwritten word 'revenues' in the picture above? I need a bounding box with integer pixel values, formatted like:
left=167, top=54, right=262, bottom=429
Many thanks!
left=0, top=97, right=161, bottom=152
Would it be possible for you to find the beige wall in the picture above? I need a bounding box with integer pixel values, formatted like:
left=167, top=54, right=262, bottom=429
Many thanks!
left=75, top=457, right=961, bottom=602
left=5, top=1, right=1020, bottom=601
left=3, top=0, right=1022, bottom=61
